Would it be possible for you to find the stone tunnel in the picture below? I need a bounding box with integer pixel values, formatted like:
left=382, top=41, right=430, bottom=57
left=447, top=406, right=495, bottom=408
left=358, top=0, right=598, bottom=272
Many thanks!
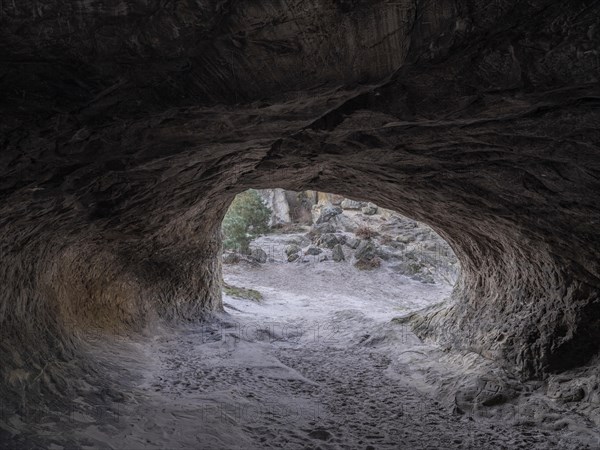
left=1, top=0, right=599, bottom=444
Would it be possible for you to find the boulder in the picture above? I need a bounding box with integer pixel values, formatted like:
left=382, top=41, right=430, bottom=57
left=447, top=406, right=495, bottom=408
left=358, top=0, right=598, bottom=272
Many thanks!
left=547, top=378, right=588, bottom=403
left=317, top=192, right=344, bottom=205
left=453, top=376, right=517, bottom=414
left=354, top=240, right=381, bottom=270
left=391, top=261, right=436, bottom=283
left=375, top=247, right=395, bottom=261
left=257, top=188, right=291, bottom=226
left=250, top=247, right=268, bottom=263
left=396, top=235, right=414, bottom=244
left=310, top=222, right=336, bottom=236
left=354, top=257, right=382, bottom=270
left=316, top=233, right=339, bottom=249
left=332, top=244, right=345, bottom=262
left=285, top=244, right=301, bottom=257
left=316, top=205, right=343, bottom=224
left=361, top=203, right=378, bottom=215
left=340, top=199, right=363, bottom=210
left=328, top=214, right=359, bottom=232
left=355, top=240, right=378, bottom=260
left=305, top=246, right=322, bottom=255
left=346, top=238, right=361, bottom=249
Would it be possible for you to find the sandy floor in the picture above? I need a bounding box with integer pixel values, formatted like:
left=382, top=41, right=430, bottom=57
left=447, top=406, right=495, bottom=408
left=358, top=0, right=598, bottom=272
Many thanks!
left=2, top=249, right=596, bottom=449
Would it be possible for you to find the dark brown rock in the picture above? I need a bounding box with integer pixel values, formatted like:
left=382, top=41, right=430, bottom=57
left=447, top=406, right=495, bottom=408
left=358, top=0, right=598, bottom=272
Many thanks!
left=0, top=1, right=599, bottom=401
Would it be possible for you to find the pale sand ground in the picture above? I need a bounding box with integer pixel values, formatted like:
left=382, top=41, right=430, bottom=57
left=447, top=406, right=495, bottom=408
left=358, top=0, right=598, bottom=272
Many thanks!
left=2, top=242, right=597, bottom=449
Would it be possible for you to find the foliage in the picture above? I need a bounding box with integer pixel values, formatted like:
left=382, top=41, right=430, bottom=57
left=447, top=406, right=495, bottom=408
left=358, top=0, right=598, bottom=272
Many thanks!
left=223, top=283, right=264, bottom=302
left=222, top=189, right=271, bottom=253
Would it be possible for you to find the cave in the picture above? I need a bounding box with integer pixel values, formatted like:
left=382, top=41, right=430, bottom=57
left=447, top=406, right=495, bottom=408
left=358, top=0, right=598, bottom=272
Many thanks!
left=1, top=0, right=599, bottom=448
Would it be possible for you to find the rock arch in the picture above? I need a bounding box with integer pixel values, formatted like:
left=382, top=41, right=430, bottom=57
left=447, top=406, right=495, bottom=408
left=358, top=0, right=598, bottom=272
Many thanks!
left=1, top=0, right=599, bottom=397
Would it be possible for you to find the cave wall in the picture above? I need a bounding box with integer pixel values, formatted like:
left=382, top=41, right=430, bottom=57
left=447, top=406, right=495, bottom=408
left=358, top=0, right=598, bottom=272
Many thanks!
left=1, top=0, right=599, bottom=389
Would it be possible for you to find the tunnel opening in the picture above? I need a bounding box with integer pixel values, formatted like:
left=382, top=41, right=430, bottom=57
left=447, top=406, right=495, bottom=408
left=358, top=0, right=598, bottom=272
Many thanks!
left=220, top=187, right=460, bottom=311
left=2, top=0, right=600, bottom=447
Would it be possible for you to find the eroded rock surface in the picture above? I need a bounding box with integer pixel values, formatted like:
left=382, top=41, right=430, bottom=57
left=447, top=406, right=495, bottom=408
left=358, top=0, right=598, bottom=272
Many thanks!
left=1, top=0, right=599, bottom=420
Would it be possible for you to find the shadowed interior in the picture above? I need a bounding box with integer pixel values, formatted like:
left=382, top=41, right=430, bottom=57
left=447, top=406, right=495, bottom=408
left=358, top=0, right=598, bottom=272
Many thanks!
left=1, top=0, right=599, bottom=415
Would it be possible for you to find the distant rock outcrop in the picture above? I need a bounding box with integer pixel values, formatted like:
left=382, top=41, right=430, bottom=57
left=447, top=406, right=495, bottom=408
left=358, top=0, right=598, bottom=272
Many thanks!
left=341, top=199, right=363, bottom=210
left=258, top=189, right=291, bottom=226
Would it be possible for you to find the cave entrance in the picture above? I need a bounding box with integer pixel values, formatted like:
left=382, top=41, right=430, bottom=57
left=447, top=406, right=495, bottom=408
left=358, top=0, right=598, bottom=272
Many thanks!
left=219, top=188, right=460, bottom=336
left=196, top=188, right=474, bottom=447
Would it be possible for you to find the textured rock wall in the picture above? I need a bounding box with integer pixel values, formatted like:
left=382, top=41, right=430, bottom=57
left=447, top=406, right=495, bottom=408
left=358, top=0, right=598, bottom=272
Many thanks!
left=1, top=0, right=599, bottom=391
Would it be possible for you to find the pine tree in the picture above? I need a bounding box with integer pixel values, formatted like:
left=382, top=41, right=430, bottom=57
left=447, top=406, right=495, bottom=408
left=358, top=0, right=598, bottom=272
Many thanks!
left=222, top=189, right=271, bottom=254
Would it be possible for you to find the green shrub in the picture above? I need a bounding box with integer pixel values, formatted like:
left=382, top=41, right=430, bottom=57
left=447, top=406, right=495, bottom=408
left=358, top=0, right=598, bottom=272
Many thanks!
left=222, top=189, right=271, bottom=253
left=223, top=283, right=263, bottom=302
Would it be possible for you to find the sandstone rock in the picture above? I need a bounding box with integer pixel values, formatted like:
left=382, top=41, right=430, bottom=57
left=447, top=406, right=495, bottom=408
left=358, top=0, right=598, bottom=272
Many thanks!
left=384, top=240, right=406, bottom=251
left=362, top=203, right=378, bottom=215
left=328, top=214, right=359, bottom=233
left=286, top=190, right=315, bottom=224
left=310, top=204, right=322, bottom=224
left=258, top=188, right=291, bottom=226
left=454, top=377, right=516, bottom=414
left=1, top=0, right=599, bottom=404
left=413, top=273, right=435, bottom=284
left=250, top=248, right=268, bottom=264
left=305, top=246, right=322, bottom=256
left=285, top=244, right=301, bottom=257
left=316, top=206, right=343, bottom=224
left=317, top=192, right=344, bottom=206
left=374, top=246, right=395, bottom=261
left=308, top=429, right=332, bottom=441
left=311, top=222, right=336, bottom=235
left=547, top=379, right=587, bottom=403
left=391, top=262, right=420, bottom=276
left=396, top=235, right=414, bottom=244
left=355, top=240, right=378, bottom=261
left=346, top=238, right=361, bottom=249
left=354, top=241, right=382, bottom=270
left=332, top=244, right=345, bottom=262
left=317, top=233, right=339, bottom=249
left=379, top=208, right=397, bottom=219
left=341, top=199, right=363, bottom=210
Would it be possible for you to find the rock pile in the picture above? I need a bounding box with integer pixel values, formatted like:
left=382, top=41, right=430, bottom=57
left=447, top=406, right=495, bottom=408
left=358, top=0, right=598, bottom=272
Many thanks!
left=232, top=193, right=459, bottom=284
